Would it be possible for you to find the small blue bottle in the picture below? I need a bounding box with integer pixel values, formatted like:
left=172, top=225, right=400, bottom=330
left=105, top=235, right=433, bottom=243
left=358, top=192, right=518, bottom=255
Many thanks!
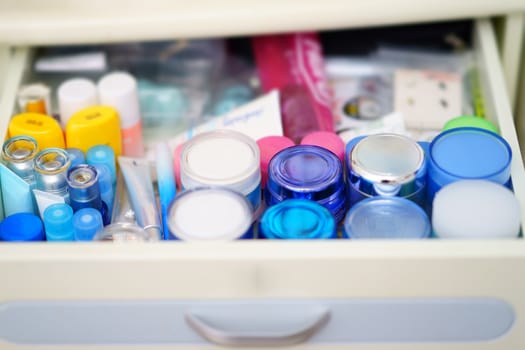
left=87, top=144, right=117, bottom=188
left=265, top=145, right=346, bottom=222
left=259, top=199, right=336, bottom=239
left=66, top=164, right=110, bottom=225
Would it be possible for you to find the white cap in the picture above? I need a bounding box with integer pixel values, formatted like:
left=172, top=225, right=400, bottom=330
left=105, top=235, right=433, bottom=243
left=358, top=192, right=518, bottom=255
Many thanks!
left=57, top=78, right=98, bottom=128
left=97, top=71, right=141, bottom=129
left=432, top=180, right=521, bottom=239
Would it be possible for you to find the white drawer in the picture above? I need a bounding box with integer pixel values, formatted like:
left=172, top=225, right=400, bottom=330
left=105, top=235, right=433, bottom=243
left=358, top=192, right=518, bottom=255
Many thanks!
left=0, top=19, right=524, bottom=350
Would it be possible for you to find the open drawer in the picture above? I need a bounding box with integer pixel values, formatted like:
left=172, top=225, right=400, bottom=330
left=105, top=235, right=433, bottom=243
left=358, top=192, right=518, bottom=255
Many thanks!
left=0, top=19, right=524, bottom=349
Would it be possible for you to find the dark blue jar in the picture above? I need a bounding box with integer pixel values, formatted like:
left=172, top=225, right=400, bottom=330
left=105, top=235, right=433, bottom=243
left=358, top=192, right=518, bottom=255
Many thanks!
left=265, top=145, right=346, bottom=222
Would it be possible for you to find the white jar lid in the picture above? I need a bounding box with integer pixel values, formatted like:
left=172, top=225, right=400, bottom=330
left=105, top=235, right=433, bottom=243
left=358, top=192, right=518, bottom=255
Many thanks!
left=180, top=129, right=261, bottom=195
left=168, top=188, right=253, bottom=241
left=58, top=78, right=98, bottom=128
left=432, top=180, right=521, bottom=239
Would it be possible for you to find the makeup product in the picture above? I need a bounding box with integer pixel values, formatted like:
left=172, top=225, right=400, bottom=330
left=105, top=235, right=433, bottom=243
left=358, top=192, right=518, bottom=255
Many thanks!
left=266, top=145, right=346, bottom=222
left=427, top=127, right=512, bottom=203
left=66, top=148, right=86, bottom=168
left=87, top=144, right=117, bottom=187
left=57, top=77, right=98, bottom=128
left=92, top=164, right=114, bottom=220
left=8, top=113, right=65, bottom=150
left=118, top=157, right=162, bottom=240
left=97, top=71, right=144, bottom=157
left=432, top=180, right=520, bottom=239
left=94, top=222, right=150, bottom=242
left=343, top=196, right=431, bottom=239
left=155, top=142, right=177, bottom=240
left=180, top=129, right=261, bottom=210
left=301, top=131, right=345, bottom=163
left=43, top=203, right=75, bottom=241
left=66, top=164, right=110, bottom=225
left=167, top=188, right=253, bottom=241
left=0, top=163, right=37, bottom=216
left=34, top=148, right=71, bottom=202
left=1, top=135, right=38, bottom=186
left=256, top=135, right=294, bottom=188
left=347, top=133, right=426, bottom=208
left=17, top=83, right=51, bottom=115
left=442, top=115, right=499, bottom=134
left=65, top=105, right=122, bottom=156
left=0, top=213, right=44, bottom=241
left=259, top=199, right=336, bottom=239
left=252, top=32, right=334, bottom=143
left=111, top=172, right=136, bottom=224
left=73, top=207, right=103, bottom=241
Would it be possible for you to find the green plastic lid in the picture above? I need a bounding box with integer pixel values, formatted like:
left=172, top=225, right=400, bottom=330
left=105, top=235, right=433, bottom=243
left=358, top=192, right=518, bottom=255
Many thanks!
left=442, top=115, right=499, bottom=134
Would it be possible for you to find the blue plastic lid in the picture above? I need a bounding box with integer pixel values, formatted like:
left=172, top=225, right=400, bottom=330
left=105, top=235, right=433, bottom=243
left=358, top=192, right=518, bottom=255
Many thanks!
left=429, top=127, right=511, bottom=180
left=260, top=199, right=336, bottom=239
left=0, top=213, right=44, bottom=241
left=73, top=207, right=103, bottom=241
left=43, top=203, right=75, bottom=241
left=66, top=148, right=86, bottom=168
left=343, top=197, right=430, bottom=239
left=87, top=144, right=116, bottom=185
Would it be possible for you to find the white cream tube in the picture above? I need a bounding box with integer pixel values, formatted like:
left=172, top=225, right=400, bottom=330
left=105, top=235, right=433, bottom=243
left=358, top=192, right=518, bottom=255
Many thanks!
left=118, top=156, right=162, bottom=240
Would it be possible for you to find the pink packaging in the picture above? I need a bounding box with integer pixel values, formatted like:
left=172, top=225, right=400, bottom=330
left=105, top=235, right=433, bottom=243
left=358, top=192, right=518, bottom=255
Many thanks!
left=252, top=32, right=334, bottom=143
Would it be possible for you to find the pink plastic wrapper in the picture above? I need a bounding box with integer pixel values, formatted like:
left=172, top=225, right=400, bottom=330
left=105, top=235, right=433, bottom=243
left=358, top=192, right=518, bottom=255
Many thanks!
left=252, top=32, right=334, bottom=143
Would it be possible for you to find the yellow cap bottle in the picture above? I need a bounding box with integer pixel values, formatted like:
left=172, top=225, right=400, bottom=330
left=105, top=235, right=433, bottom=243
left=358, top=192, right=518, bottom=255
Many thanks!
left=8, top=113, right=65, bottom=150
left=65, top=106, right=122, bottom=156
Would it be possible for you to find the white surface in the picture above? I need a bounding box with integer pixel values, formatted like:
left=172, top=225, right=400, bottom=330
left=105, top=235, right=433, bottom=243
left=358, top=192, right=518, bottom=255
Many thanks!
left=0, top=0, right=524, bottom=45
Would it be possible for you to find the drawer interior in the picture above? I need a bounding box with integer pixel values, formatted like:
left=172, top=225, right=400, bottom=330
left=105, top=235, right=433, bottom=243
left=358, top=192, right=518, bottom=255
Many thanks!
left=1, top=18, right=525, bottom=350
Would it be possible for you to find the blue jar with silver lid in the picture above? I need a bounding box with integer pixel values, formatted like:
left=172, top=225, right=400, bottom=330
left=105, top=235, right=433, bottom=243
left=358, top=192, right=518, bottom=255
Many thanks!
left=265, top=145, right=346, bottom=222
left=347, top=133, right=426, bottom=208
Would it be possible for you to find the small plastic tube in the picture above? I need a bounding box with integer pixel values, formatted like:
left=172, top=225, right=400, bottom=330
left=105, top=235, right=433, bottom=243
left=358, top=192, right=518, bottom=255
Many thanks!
left=118, top=156, right=162, bottom=240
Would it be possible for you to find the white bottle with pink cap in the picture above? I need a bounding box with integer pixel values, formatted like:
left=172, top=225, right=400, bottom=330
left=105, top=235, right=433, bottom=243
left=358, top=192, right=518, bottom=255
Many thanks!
left=97, top=71, right=144, bottom=157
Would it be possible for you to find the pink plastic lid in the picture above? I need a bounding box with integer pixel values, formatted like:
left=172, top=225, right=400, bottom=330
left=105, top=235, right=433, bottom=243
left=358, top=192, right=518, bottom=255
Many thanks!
left=256, top=135, right=295, bottom=187
left=301, top=131, right=345, bottom=162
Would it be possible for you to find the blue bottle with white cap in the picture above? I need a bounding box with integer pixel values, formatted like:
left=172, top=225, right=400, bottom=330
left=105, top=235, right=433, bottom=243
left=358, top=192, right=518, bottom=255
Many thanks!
left=73, top=207, right=104, bottom=241
left=0, top=213, right=44, bottom=241
left=259, top=199, right=336, bottom=239
left=43, top=203, right=75, bottom=241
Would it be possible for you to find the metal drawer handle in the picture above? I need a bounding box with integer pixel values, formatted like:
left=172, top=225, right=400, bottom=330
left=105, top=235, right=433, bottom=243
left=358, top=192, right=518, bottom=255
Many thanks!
left=185, top=306, right=330, bottom=347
